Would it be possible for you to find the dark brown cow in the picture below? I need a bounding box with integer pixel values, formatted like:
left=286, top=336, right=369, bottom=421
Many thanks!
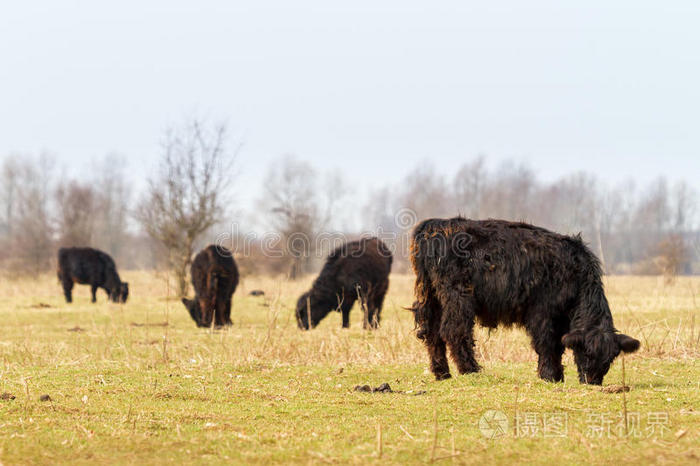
left=181, top=245, right=239, bottom=328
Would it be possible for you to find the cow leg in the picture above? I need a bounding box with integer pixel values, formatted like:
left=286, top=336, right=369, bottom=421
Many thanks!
left=341, top=307, right=350, bottom=328
left=367, top=279, right=388, bottom=329
left=223, top=292, right=233, bottom=326
left=340, top=293, right=355, bottom=329
left=198, top=297, right=213, bottom=328
left=419, top=294, right=451, bottom=380
left=428, top=338, right=451, bottom=380
left=90, top=284, right=98, bottom=303
left=62, top=279, right=74, bottom=303
left=358, top=290, right=373, bottom=330
left=535, top=343, right=565, bottom=382
left=213, top=296, right=226, bottom=328
left=438, top=286, right=480, bottom=374
left=528, top=317, right=565, bottom=382
left=366, top=306, right=379, bottom=329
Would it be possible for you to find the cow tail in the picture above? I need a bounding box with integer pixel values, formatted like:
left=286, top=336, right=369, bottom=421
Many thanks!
left=410, top=224, right=431, bottom=305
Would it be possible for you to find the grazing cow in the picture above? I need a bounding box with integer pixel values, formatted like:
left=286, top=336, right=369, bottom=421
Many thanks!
left=410, top=217, right=640, bottom=384
left=181, top=245, right=239, bottom=328
left=57, top=247, right=129, bottom=303
left=296, top=237, right=392, bottom=330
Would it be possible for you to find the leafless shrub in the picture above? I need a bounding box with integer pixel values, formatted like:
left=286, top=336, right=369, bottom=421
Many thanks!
left=656, top=235, right=690, bottom=283
left=136, top=118, right=238, bottom=296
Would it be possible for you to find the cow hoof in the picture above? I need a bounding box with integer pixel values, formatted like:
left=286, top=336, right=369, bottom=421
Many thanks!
left=435, top=373, right=452, bottom=381
left=459, top=365, right=481, bottom=375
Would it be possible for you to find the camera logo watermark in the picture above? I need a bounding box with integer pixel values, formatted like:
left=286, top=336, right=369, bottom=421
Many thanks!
left=478, top=410, right=509, bottom=439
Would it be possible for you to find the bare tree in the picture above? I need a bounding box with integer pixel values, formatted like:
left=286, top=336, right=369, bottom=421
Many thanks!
left=92, top=154, right=131, bottom=263
left=670, top=180, right=697, bottom=233
left=0, top=154, right=55, bottom=275
left=656, top=234, right=689, bottom=283
left=481, top=160, right=536, bottom=221
left=136, top=119, right=237, bottom=296
left=397, top=163, right=452, bottom=221
left=55, top=180, right=97, bottom=247
left=258, top=155, right=344, bottom=279
left=453, top=156, right=487, bottom=218
left=0, top=157, right=21, bottom=237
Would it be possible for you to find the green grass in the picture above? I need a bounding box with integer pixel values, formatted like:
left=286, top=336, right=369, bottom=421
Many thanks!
left=0, top=273, right=698, bottom=465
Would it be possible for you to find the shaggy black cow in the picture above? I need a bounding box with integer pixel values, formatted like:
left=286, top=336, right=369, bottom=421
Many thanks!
left=181, top=245, right=239, bottom=328
left=410, top=218, right=640, bottom=385
left=57, top=247, right=129, bottom=303
left=296, top=237, right=392, bottom=330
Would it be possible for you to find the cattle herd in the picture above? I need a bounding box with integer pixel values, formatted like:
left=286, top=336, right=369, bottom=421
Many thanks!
left=56, top=217, right=640, bottom=385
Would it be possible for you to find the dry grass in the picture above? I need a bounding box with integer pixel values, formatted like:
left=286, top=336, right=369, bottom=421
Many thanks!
left=0, top=272, right=698, bottom=464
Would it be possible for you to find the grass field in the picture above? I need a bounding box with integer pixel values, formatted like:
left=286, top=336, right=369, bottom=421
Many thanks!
left=0, top=272, right=698, bottom=465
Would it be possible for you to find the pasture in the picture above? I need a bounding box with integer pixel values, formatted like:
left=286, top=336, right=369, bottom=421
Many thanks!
left=0, top=273, right=698, bottom=465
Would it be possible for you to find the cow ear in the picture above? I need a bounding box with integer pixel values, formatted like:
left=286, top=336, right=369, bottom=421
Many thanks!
left=562, top=331, right=584, bottom=349
left=616, top=334, right=640, bottom=353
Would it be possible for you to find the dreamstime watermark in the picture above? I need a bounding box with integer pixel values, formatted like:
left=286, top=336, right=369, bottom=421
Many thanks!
left=210, top=208, right=480, bottom=261
left=479, top=409, right=673, bottom=440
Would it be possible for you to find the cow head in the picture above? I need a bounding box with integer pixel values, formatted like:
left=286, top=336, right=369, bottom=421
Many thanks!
left=295, top=291, right=334, bottom=330
left=106, top=281, right=128, bottom=303
left=119, top=282, right=129, bottom=303
left=562, top=330, right=640, bottom=385
left=181, top=298, right=210, bottom=327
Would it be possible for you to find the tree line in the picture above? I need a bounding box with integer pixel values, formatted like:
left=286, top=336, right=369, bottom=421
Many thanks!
left=364, top=158, right=698, bottom=277
left=1, top=118, right=697, bottom=293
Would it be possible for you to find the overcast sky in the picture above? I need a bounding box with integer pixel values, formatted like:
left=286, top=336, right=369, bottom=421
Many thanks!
left=1, top=1, right=698, bottom=209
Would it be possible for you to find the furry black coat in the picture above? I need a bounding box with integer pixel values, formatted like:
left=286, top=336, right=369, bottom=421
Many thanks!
left=57, top=247, right=128, bottom=303
left=296, top=237, right=392, bottom=330
left=410, top=217, right=639, bottom=384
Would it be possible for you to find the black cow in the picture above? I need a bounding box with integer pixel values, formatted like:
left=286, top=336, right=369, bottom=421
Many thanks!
left=57, top=247, right=129, bottom=303
left=410, top=217, right=640, bottom=385
left=296, top=237, right=392, bottom=330
left=181, top=245, right=239, bottom=328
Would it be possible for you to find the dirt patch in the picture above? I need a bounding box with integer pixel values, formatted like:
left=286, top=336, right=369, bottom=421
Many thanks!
left=354, top=383, right=426, bottom=395
left=601, top=384, right=630, bottom=393
left=67, top=326, right=85, bottom=332
left=249, top=290, right=265, bottom=296
left=138, top=339, right=161, bottom=345
left=29, top=302, right=52, bottom=309
left=1, top=392, right=16, bottom=401
left=553, top=387, right=581, bottom=393
left=39, top=394, right=52, bottom=402
left=131, top=322, right=169, bottom=327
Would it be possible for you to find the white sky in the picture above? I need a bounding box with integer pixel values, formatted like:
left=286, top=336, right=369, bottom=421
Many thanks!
left=1, top=1, right=699, bottom=211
